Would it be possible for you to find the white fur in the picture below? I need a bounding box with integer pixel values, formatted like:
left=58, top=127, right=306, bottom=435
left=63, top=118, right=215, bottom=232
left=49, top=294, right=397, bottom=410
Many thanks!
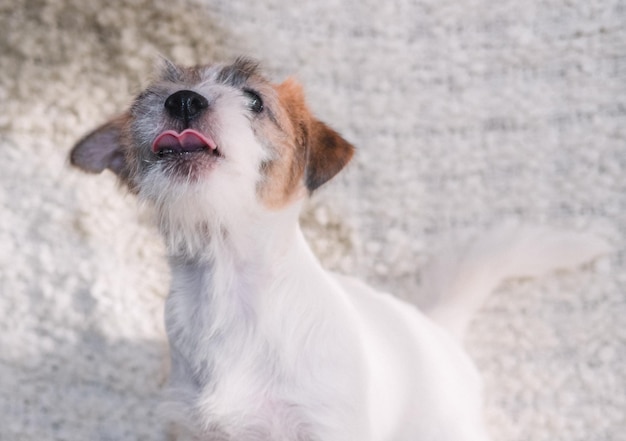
left=161, top=208, right=608, bottom=441
left=81, top=62, right=609, bottom=440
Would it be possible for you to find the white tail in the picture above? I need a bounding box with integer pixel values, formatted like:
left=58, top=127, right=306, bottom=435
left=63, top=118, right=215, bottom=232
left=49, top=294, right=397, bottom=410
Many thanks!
left=419, top=222, right=611, bottom=340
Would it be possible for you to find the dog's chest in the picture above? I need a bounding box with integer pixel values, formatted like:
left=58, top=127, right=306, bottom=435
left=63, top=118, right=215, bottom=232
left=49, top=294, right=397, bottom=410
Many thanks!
left=164, top=262, right=324, bottom=439
left=163, top=253, right=370, bottom=440
left=164, top=262, right=268, bottom=383
left=168, top=309, right=321, bottom=440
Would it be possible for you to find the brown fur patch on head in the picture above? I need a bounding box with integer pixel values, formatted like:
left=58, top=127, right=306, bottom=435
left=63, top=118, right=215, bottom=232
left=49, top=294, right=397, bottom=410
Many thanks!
left=256, top=78, right=309, bottom=209
left=257, top=78, right=355, bottom=209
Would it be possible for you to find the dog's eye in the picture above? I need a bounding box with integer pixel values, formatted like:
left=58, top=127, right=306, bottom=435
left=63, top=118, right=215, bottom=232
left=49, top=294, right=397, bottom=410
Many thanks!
left=244, top=89, right=264, bottom=114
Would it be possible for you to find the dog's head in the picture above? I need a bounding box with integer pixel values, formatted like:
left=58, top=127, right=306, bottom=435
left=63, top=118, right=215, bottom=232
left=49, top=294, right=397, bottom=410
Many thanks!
left=71, top=58, right=354, bottom=253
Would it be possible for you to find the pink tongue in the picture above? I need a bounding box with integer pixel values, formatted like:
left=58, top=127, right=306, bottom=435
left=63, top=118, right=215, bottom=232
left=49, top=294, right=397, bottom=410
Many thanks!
left=152, top=129, right=216, bottom=153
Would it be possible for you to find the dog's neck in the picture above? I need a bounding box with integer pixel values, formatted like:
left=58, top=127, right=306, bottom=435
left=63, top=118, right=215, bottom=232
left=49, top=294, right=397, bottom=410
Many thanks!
left=163, top=200, right=335, bottom=366
left=165, top=199, right=305, bottom=271
left=168, top=221, right=316, bottom=307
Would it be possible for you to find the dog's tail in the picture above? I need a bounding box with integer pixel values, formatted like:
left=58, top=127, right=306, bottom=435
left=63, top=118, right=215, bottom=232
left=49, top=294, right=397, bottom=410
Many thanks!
left=418, top=222, right=610, bottom=340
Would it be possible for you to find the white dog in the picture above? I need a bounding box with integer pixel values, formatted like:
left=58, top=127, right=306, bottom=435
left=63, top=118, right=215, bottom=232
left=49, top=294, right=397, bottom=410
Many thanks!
left=70, top=58, right=608, bottom=441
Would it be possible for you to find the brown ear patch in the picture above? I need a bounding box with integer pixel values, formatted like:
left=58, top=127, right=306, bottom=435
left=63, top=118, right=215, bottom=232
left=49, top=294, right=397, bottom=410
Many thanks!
left=70, top=114, right=134, bottom=188
left=270, top=78, right=355, bottom=198
left=305, top=120, right=355, bottom=192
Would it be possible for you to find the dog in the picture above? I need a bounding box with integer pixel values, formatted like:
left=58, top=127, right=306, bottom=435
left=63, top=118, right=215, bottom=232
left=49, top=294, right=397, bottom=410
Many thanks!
left=70, top=57, right=608, bottom=441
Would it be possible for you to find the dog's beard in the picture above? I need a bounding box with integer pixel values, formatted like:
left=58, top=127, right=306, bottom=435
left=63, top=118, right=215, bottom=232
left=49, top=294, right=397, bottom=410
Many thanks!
left=134, top=112, right=273, bottom=257
left=137, top=158, right=266, bottom=258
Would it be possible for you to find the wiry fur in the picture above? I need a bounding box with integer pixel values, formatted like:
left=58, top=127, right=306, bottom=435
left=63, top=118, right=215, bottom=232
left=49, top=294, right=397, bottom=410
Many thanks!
left=70, top=58, right=609, bottom=441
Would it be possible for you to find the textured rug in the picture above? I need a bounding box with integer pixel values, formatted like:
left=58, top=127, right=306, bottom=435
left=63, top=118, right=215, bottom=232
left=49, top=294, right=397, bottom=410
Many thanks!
left=1, top=0, right=624, bottom=440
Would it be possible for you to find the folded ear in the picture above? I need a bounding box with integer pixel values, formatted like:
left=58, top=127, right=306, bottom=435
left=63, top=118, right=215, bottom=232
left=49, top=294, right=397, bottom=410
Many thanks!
left=274, top=77, right=355, bottom=192
left=305, top=119, right=355, bottom=192
left=70, top=116, right=127, bottom=176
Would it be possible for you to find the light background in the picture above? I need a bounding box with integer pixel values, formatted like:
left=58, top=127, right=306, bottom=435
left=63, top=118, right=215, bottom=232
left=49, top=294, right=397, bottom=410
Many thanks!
left=0, top=0, right=624, bottom=439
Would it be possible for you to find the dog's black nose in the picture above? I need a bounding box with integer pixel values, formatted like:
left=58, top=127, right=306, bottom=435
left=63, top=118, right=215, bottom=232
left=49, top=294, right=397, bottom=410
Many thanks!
left=164, top=90, right=209, bottom=123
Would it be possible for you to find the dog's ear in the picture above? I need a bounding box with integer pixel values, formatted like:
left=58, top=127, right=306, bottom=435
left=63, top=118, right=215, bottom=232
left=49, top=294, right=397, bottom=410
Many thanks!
left=70, top=115, right=128, bottom=177
left=305, top=119, right=355, bottom=192
left=275, top=78, right=355, bottom=192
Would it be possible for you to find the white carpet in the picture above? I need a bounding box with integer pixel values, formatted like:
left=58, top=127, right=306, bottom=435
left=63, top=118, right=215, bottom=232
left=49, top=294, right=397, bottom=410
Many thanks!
left=1, top=0, right=624, bottom=439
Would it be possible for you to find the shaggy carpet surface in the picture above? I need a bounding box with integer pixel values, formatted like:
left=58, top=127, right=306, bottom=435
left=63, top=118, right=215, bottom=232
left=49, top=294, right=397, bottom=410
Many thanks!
left=1, top=0, right=624, bottom=440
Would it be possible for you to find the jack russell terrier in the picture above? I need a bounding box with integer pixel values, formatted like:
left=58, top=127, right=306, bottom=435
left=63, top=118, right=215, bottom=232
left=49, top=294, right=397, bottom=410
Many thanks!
left=70, top=57, right=608, bottom=441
